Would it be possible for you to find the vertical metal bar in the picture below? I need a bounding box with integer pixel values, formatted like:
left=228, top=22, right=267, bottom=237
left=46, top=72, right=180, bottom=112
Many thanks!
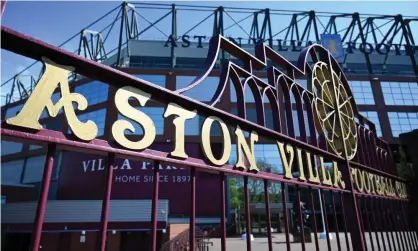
left=397, top=200, right=409, bottom=251
left=150, top=160, right=160, bottom=251
left=402, top=201, right=416, bottom=250
left=340, top=192, right=351, bottom=251
left=376, top=199, right=387, bottom=251
left=281, top=182, right=291, bottom=251
left=29, top=143, right=56, bottom=251
left=385, top=199, right=398, bottom=251
left=170, top=4, right=176, bottom=68
left=390, top=199, right=403, bottom=251
left=308, top=187, right=320, bottom=251
left=364, top=198, right=375, bottom=251
left=244, top=176, right=252, bottom=251
left=220, top=172, right=227, bottom=251
left=296, top=185, right=306, bottom=251
left=189, top=167, right=196, bottom=251
left=0, top=0, right=7, bottom=17
left=405, top=201, right=418, bottom=249
left=116, top=2, right=126, bottom=66
left=398, top=200, right=412, bottom=251
left=358, top=197, right=369, bottom=251
left=392, top=200, right=407, bottom=251
left=369, top=199, right=381, bottom=251
left=96, top=153, right=115, bottom=251
left=398, top=15, right=418, bottom=77
left=264, top=179, right=273, bottom=251
left=321, top=190, right=332, bottom=251
left=381, top=198, right=393, bottom=251
left=331, top=192, right=342, bottom=251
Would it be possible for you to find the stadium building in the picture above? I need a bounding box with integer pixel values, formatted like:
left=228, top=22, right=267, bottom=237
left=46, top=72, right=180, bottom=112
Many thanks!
left=1, top=2, right=417, bottom=251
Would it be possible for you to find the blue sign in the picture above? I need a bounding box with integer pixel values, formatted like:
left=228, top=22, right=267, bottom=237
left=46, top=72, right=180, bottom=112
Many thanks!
left=321, top=34, right=344, bottom=58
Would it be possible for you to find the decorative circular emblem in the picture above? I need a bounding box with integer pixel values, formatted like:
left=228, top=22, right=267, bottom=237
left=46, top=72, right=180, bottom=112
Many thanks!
left=312, top=62, right=357, bottom=160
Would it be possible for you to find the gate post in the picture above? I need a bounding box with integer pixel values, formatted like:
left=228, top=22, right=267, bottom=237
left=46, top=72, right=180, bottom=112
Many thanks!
left=399, top=130, right=418, bottom=237
left=30, top=143, right=57, bottom=251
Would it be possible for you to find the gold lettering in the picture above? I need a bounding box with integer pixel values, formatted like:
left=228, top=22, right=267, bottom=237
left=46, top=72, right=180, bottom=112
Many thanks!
left=399, top=182, right=406, bottom=198
left=234, top=126, right=259, bottom=172
left=332, top=161, right=345, bottom=189
left=201, top=116, right=232, bottom=166
left=164, top=103, right=197, bottom=159
left=375, top=176, right=383, bottom=195
left=396, top=182, right=400, bottom=198
left=306, top=152, right=320, bottom=184
left=388, top=179, right=394, bottom=197
left=6, top=57, right=97, bottom=141
left=368, top=173, right=376, bottom=194
left=353, top=168, right=364, bottom=192
left=295, top=148, right=306, bottom=181
left=319, top=156, right=332, bottom=186
left=362, top=170, right=371, bottom=194
left=277, top=142, right=294, bottom=179
left=112, top=86, right=156, bottom=150
left=382, top=177, right=388, bottom=196
left=383, top=178, right=390, bottom=195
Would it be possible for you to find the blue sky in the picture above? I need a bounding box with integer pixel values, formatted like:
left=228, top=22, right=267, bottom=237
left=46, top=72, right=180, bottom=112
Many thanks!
left=1, top=1, right=417, bottom=101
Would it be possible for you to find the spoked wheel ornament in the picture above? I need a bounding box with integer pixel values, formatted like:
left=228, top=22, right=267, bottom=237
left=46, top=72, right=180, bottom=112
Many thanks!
left=312, top=61, right=358, bottom=160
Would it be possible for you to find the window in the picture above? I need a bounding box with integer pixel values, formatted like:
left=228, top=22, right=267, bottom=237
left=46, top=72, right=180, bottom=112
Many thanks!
left=388, top=112, right=418, bottom=137
left=284, top=110, right=310, bottom=137
left=40, top=92, right=62, bottom=119
left=117, top=107, right=164, bottom=135
left=229, top=144, right=283, bottom=174
left=68, top=109, right=107, bottom=136
left=184, top=115, right=200, bottom=136
left=348, top=81, right=375, bottom=105
left=177, top=76, right=219, bottom=102
left=133, top=74, right=166, bottom=88
left=29, top=153, right=61, bottom=183
left=1, top=160, right=24, bottom=185
left=361, top=111, right=382, bottom=137
left=1, top=140, right=22, bottom=156
left=29, top=144, right=44, bottom=150
left=297, top=79, right=308, bottom=89
left=230, top=78, right=269, bottom=103
left=46, top=118, right=63, bottom=131
left=22, top=155, right=47, bottom=184
left=74, top=81, right=109, bottom=106
left=381, top=82, right=418, bottom=106
left=231, top=108, right=274, bottom=130
left=290, top=79, right=308, bottom=104
left=184, top=115, right=223, bottom=136
left=5, top=104, right=23, bottom=119
left=230, top=78, right=307, bottom=104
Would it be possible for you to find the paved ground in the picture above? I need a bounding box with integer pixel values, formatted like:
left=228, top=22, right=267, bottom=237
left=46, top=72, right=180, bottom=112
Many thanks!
left=206, top=232, right=417, bottom=251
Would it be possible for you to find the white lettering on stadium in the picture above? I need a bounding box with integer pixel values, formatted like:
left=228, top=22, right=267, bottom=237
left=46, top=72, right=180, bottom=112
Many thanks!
left=114, top=175, right=190, bottom=183
left=81, top=158, right=186, bottom=172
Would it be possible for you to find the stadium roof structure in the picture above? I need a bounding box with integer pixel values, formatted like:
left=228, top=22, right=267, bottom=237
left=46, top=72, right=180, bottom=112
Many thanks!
left=1, top=1, right=417, bottom=106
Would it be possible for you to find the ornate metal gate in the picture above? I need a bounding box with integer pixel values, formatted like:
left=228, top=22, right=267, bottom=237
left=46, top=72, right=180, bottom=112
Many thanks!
left=1, top=25, right=417, bottom=251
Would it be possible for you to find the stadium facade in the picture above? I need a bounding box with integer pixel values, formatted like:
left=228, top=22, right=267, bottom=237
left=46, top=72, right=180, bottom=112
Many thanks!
left=1, top=2, right=417, bottom=251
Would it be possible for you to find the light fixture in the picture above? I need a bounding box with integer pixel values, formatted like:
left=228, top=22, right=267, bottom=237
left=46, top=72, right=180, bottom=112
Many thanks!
left=162, top=229, right=166, bottom=234
left=81, top=231, right=86, bottom=235
left=112, top=230, right=117, bottom=235
left=373, top=77, right=379, bottom=80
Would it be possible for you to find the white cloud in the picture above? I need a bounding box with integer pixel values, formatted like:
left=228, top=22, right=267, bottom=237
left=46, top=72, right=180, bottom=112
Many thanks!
left=13, top=65, right=32, bottom=78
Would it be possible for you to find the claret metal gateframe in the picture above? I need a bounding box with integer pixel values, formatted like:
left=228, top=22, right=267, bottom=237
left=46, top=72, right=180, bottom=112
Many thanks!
left=1, top=5, right=417, bottom=251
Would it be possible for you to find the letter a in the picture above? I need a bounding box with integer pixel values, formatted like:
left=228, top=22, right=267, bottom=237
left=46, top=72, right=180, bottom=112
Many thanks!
left=6, top=57, right=98, bottom=141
